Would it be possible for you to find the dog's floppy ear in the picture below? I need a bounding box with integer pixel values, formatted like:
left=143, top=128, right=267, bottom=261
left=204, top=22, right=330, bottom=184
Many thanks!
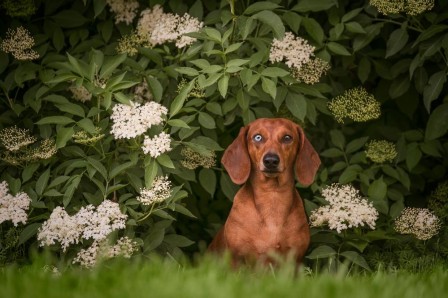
left=221, top=126, right=250, bottom=185
left=295, top=125, right=321, bottom=187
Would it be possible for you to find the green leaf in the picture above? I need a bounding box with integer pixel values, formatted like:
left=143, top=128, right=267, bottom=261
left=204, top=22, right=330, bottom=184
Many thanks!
left=144, top=158, right=159, bottom=188
left=56, top=126, right=74, bottom=149
left=292, top=0, right=337, bottom=12
left=261, top=67, right=289, bottom=77
left=204, top=28, right=222, bottom=42
left=226, top=59, right=250, bottom=68
left=63, top=175, right=82, bottom=207
left=189, top=59, right=210, bottom=69
left=170, top=79, right=195, bottom=117
left=340, top=251, right=371, bottom=271
left=357, top=57, right=371, bottom=83
left=353, top=23, right=383, bottom=52
left=100, top=54, right=127, bottom=78
left=176, top=67, right=200, bottom=76
left=54, top=102, right=85, bottom=118
left=167, top=119, right=190, bottom=129
left=406, top=143, right=422, bottom=171
left=244, top=1, right=280, bottom=15
left=110, top=161, right=136, bottom=179
left=306, top=245, right=337, bottom=259
left=345, top=137, right=369, bottom=154
left=198, top=112, right=216, bottom=129
left=77, top=118, right=97, bottom=134
left=425, top=103, right=448, bottom=140
left=199, top=169, right=216, bottom=196
left=423, top=71, right=447, bottom=112
left=330, top=130, right=346, bottom=149
left=345, top=22, right=366, bottom=34
left=386, top=28, right=409, bottom=58
left=93, top=0, right=107, bottom=18
left=261, top=77, right=277, bottom=100
left=285, top=93, right=307, bottom=121
left=157, top=154, right=175, bottom=169
left=302, top=17, right=324, bottom=45
left=252, top=10, right=285, bottom=39
left=51, top=10, right=88, bottom=28
left=341, top=8, right=363, bottom=22
left=218, top=75, right=229, bottom=98
left=389, top=75, right=410, bottom=99
left=327, top=42, right=351, bottom=56
left=18, top=223, right=41, bottom=245
left=368, top=177, right=387, bottom=201
left=36, top=116, right=75, bottom=125
left=164, top=234, right=194, bottom=247
left=86, top=157, right=108, bottom=180
left=36, top=168, right=51, bottom=196
left=339, top=166, right=360, bottom=184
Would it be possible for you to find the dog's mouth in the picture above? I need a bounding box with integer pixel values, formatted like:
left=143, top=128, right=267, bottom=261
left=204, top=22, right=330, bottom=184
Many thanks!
left=261, top=169, right=281, bottom=177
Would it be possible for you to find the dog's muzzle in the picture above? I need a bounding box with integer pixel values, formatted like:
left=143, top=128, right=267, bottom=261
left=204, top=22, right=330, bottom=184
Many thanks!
left=262, top=153, right=280, bottom=172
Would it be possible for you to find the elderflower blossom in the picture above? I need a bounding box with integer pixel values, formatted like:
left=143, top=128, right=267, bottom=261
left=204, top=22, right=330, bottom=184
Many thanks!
left=141, top=132, right=172, bottom=157
left=1, top=0, right=36, bottom=17
left=0, top=126, right=37, bottom=151
left=328, top=87, right=381, bottom=124
left=136, top=5, right=203, bottom=48
left=0, top=26, right=39, bottom=60
left=269, top=32, right=315, bottom=69
left=73, top=127, right=105, bottom=145
left=110, top=101, right=168, bottom=139
left=134, top=80, right=153, bottom=102
left=428, top=180, right=448, bottom=220
left=30, top=139, right=57, bottom=159
left=68, top=84, right=92, bottom=102
left=291, top=57, right=330, bottom=85
left=38, top=200, right=127, bottom=252
left=0, top=181, right=31, bottom=226
left=310, top=183, right=379, bottom=233
left=73, top=236, right=138, bottom=268
left=180, top=147, right=216, bottom=169
left=137, top=176, right=172, bottom=205
left=106, top=0, right=139, bottom=25
left=177, top=79, right=205, bottom=99
left=370, top=0, right=433, bottom=15
left=365, top=140, right=397, bottom=163
left=394, top=208, right=441, bottom=240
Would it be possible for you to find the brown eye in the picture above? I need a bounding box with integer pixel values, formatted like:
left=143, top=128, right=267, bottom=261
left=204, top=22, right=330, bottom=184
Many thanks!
left=283, top=135, right=293, bottom=143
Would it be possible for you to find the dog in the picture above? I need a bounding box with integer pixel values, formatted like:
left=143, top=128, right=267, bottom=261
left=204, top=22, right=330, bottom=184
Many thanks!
left=208, top=118, right=321, bottom=266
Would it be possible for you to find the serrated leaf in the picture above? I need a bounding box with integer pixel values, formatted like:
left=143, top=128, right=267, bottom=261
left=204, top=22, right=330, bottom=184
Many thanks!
left=157, top=154, right=175, bottom=169
left=368, top=177, right=387, bottom=201
left=261, top=77, right=277, bottom=100
left=425, top=103, right=448, bottom=140
left=100, top=54, right=127, bottom=78
left=302, top=17, right=324, bottom=45
left=253, top=10, right=285, bottom=39
left=36, top=168, right=51, bottom=196
left=423, top=71, right=446, bottom=113
left=18, top=223, right=41, bottom=245
left=244, top=1, right=280, bottom=15
left=386, top=28, right=409, bottom=58
left=198, top=112, right=216, bottom=129
left=199, top=168, right=216, bottom=196
left=285, top=93, right=307, bottom=121
left=36, top=116, right=75, bottom=125
left=327, top=42, right=351, bottom=56
left=176, top=67, right=199, bottom=76
left=218, top=75, right=229, bottom=98
left=293, top=0, right=337, bottom=12
left=261, top=67, right=289, bottom=77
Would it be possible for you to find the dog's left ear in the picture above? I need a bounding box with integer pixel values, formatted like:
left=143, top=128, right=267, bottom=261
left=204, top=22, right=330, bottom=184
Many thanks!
left=295, top=125, right=321, bottom=187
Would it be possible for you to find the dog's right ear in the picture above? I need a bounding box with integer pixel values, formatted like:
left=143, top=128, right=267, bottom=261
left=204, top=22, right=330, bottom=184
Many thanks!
left=221, top=126, right=250, bottom=185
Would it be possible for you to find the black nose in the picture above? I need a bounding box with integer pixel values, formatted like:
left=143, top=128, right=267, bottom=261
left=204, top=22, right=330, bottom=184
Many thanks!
left=263, top=153, right=280, bottom=170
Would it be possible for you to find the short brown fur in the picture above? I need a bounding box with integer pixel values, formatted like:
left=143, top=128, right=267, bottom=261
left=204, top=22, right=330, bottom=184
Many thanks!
left=208, top=118, right=321, bottom=266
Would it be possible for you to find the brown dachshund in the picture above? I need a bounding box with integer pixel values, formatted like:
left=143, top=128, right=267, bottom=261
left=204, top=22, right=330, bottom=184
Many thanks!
left=209, top=118, right=321, bottom=266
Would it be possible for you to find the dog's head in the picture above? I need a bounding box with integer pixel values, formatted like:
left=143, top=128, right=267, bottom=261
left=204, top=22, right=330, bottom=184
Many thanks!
left=222, top=118, right=321, bottom=186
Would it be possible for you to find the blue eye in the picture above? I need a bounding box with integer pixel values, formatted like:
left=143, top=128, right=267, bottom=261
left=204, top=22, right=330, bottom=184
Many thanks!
left=253, top=134, right=263, bottom=142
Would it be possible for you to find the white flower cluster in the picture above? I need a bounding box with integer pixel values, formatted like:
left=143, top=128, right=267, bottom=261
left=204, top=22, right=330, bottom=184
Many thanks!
left=37, top=200, right=127, bottom=252
left=137, top=176, right=172, bottom=205
left=269, top=32, right=315, bottom=69
left=110, top=101, right=168, bottom=139
left=310, top=183, right=379, bottom=233
left=0, top=181, right=31, bottom=226
left=137, top=4, right=203, bottom=48
left=394, top=207, right=441, bottom=240
left=142, top=132, right=172, bottom=158
left=106, top=0, right=139, bottom=25
left=73, top=236, right=138, bottom=268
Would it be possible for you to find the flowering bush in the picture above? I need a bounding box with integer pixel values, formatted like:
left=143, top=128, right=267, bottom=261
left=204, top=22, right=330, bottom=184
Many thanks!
left=0, top=0, right=447, bottom=271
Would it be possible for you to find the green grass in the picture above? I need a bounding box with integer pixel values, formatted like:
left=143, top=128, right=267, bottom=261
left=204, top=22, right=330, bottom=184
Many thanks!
left=1, top=256, right=447, bottom=298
